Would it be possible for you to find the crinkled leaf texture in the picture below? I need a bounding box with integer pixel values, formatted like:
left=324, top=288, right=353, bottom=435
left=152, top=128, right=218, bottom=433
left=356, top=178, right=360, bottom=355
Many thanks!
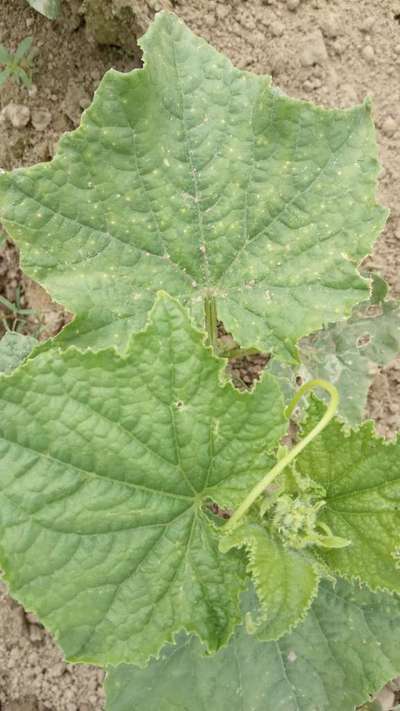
left=0, top=332, right=37, bottom=373
left=0, top=12, right=387, bottom=360
left=301, top=300, right=400, bottom=425
left=220, top=521, right=319, bottom=640
left=26, top=0, right=60, bottom=19
left=0, top=293, right=286, bottom=665
left=105, top=579, right=400, bottom=711
left=296, top=399, right=400, bottom=592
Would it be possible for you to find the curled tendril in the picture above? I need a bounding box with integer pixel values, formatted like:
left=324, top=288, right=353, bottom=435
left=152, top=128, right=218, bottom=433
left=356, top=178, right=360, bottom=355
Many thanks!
left=223, top=379, right=339, bottom=534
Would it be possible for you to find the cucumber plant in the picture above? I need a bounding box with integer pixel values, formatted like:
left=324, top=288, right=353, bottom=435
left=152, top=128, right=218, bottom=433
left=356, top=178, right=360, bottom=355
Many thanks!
left=0, top=12, right=399, bottom=711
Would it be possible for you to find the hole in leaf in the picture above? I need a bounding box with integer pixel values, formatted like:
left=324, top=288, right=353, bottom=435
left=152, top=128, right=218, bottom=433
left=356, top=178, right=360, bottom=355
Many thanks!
left=207, top=501, right=231, bottom=520
left=356, top=333, right=371, bottom=348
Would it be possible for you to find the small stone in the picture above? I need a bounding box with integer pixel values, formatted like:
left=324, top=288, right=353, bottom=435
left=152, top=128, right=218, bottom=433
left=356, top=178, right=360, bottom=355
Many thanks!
left=51, top=661, right=67, bottom=677
left=270, top=20, right=284, bottom=37
left=31, top=108, right=52, bottom=131
left=26, top=17, right=34, bottom=27
left=361, top=44, right=375, bottom=62
left=90, top=68, right=102, bottom=82
left=25, top=610, right=40, bottom=625
left=268, top=50, right=287, bottom=75
left=240, top=13, right=256, bottom=31
left=312, top=64, right=324, bottom=78
left=382, top=116, right=396, bottom=136
left=215, top=3, right=229, bottom=19
left=341, top=83, right=358, bottom=104
left=6, top=135, right=25, bottom=160
left=390, top=676, right=400, bottom=691
left=63, top=80, right=91, bottom=125
left=287, top=650, right=297, bottom=662
left=375, top=686, right=395, bottom=711
left=48, top=138, right=58, bottom=157
left=360, top=16, right=375, bottom=32
left=300, top=30, right=328, bottom=66
left=29, top=623, right=43, bottom=642
left=35, top=140, right=51, bottom=161
left=303, top=76, right=322, bottom=91
left=79, top=96, right=91, bottom=110
left=3, top=103, right=30, bottom=128
left=320, top=13, right=339, bottom=38
left=333, top=38, right=346, bottom=55
left=328, top=65, right=338, bottom=86
left=28, top=83, right=38, bottom=98
left=287, top=0, right=300, bottom=9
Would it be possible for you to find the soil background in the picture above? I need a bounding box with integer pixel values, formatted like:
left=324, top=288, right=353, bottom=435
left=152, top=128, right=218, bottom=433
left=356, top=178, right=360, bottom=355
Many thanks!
left=0, top=0, right=400, bottom=709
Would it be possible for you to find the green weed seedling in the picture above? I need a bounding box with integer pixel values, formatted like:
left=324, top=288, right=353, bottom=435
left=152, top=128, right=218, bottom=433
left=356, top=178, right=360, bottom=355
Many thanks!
left=0, top=37, right=35, bottom=89
left=0, top=12, right=399, bottom=711
left=0, top=286, right=41, bottom=335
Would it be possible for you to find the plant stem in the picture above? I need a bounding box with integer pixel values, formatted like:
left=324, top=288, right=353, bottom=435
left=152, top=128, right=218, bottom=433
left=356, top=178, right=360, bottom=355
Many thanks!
left=204, top=296, right=219, bottom=353
left=223, top=378, right=339, bottom=533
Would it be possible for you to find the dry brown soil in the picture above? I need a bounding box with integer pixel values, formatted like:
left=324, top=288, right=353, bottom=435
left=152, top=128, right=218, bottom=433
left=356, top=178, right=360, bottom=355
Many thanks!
left=0, top=0, right=400, bottom=709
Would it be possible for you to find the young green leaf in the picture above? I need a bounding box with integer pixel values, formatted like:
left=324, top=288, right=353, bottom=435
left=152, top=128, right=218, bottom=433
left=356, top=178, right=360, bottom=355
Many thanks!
left=295, top=398, right=400, bottom=592
left=220, top=521, right=319, bottom=640
left=105, top=579, right=400, bottom=711
left=0, top=45, right=12, bottom=64
left=0, top=332, right=37, bottom=373
left=0, top=67, right=11, bottom=87
left=14, top=36, right=33, bottom=62
left=0, top=12, right=387, bottom=359
left=0, top=293, right=286, bottom=665
left=13, top=65, right=32, bottom=89
left=26, top=0, right=61, bottom=19
left=301, top=300, right=400, bottom=425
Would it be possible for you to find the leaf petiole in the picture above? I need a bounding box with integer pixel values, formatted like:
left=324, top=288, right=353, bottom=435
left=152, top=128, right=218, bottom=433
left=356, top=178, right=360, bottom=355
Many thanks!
left=223, top=379, right=339, bottom=532
left=204, top=296, right=219, bottom=354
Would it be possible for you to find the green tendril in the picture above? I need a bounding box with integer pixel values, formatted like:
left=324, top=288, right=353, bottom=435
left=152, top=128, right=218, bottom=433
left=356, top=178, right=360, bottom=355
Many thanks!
left=223, top=379, right=339, bottom=533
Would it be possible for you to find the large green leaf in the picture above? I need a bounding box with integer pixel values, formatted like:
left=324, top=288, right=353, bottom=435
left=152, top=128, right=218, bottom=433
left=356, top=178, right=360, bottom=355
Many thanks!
left=0, top=293, right=286, bottom=665
left=301, top=300, right=400, bottom=425
left=26, top=0, right=61, bottom=19
left=0, top=12, right=386, bottom=360
left=105, top=579, right=400, bottom=711
left=220, top=521, right=319, bottom=640
left=295, top=399, right=400, bottom=592
left=0, top=332, right=37, bottom=373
